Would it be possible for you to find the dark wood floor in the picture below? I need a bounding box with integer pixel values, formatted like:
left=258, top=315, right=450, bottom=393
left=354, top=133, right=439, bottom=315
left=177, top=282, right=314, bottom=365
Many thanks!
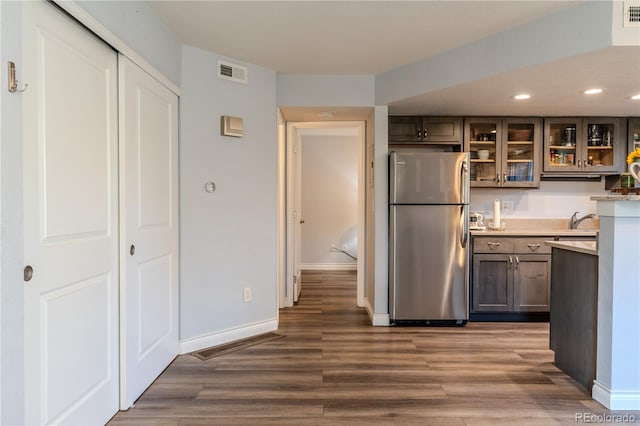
left=110, top=270, right=637, bottom=425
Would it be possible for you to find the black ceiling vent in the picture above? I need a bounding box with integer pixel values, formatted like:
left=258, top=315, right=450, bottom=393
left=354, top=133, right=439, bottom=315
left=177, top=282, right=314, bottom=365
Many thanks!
left=624, top=1, right=640, bottom=27
left=217, top=60, right=248, bottom=84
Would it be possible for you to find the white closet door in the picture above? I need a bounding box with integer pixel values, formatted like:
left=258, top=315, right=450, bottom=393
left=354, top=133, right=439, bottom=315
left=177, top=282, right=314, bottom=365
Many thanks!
left=22, top=1, right=119, bottom=424
left=119, top=55, right=179, bottom=409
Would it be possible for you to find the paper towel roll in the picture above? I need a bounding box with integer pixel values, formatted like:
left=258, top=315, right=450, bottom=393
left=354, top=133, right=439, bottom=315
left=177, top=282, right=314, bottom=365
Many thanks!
left=493, top=200, right=501, bottom=229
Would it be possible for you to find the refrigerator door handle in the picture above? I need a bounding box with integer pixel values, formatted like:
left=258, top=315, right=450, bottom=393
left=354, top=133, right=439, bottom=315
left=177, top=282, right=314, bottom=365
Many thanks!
left=460, top=205, right=468, bottom=248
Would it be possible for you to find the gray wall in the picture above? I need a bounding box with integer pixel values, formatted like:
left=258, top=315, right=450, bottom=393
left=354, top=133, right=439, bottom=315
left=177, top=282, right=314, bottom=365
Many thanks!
left=179, top=45, right=278, bottom=340
left=75, top=0, right=182, bottom=87
left=300, top=134, right=358, bottom=267
left=373, top=106, right=389, bottom=320
left=277, top=75, right=375, bottom=106
left=365, top=109, right=377, bottom=317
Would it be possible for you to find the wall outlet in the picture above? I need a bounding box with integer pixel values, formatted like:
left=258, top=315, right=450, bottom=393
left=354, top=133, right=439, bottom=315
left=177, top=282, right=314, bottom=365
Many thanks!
left=502, top=200, right=514, bottom=213
left=243, top=287, right=252, bottom=303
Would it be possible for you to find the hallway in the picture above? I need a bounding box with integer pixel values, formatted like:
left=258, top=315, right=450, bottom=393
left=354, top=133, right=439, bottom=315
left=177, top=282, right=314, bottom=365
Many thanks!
left=110, top=270, right=628, bottom=425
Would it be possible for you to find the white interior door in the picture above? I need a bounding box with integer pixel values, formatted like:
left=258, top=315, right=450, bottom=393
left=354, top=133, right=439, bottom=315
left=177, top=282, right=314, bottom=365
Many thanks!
left=286, top=125, right=303, bottom=305
left=119, top=55, right=179, bottom=409
left=22, top=1, right=120, bottom=424
left=294, top=137, right=303, bottom=302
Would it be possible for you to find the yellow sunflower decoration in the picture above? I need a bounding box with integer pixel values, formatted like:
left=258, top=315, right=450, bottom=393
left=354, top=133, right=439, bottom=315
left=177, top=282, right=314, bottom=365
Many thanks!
left=627, top=148, right=640, bottom=165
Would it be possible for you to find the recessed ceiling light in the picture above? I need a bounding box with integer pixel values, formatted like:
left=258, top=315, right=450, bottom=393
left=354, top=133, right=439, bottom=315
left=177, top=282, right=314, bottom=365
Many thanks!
left=583, top=88, right=603, bottom=95
left=632, top=94, right=640, bottom=100
left=513, top=94, right=531, bottom=100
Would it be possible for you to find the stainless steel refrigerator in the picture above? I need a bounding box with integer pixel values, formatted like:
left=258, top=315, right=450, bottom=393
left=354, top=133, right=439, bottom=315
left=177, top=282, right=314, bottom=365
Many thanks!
left=389, top=151, right=470, bottom=325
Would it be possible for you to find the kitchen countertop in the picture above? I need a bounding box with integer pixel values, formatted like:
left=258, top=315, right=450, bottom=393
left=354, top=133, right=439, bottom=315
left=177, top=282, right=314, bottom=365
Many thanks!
left=469, top=218, right=599, bottom=237
left=545, top=240, right=598, bottom=256
left=471, top=229, right=598, bottom=237
left=591, top=195, right=640, bottom=201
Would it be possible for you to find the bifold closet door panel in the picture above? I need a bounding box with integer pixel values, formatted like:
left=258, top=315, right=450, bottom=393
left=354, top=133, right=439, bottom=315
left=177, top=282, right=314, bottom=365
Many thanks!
left=118, top=54, right=180, bottom=410
left=22, top=1, right=120, bottom=424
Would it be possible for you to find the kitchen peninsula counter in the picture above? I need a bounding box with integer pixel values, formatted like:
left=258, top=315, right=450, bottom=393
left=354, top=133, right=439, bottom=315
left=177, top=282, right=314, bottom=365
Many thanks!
left=546, top=240, right=597, bottom=255
left=548, top=239, right=598, bottom=393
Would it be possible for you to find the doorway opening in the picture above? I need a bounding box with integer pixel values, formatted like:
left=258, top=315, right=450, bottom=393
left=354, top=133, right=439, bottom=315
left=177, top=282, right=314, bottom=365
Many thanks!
left=280, top=119, right=366, bottom=309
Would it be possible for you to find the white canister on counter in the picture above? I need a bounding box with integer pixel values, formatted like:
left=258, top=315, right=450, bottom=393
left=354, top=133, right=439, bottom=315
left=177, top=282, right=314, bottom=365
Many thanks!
left=493, top=200, right=501, bottom=229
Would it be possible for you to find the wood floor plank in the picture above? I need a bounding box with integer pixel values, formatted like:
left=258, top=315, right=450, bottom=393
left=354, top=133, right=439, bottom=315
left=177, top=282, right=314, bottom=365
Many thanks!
left=109, top=270, right=639, bottom=425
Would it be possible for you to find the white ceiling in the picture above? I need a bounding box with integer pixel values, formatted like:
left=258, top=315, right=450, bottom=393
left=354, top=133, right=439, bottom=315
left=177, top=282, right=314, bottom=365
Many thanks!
left=148, top=1, right=640, bottom=117
left=148, top=1, right=580, bottom=75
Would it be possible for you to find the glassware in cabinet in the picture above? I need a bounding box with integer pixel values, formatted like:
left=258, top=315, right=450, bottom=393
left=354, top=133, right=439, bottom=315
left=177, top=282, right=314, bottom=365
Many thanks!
left=465, top=117, right=540, bottom=188
left=544, top=119, right=579, bottom=171
left=543, top=118, right=625, bottom=174
left=505, top=121, right=535, bottom=183
left=466, top=118, right=500, bottom=186
left=501, top=118, right=541, bottom=187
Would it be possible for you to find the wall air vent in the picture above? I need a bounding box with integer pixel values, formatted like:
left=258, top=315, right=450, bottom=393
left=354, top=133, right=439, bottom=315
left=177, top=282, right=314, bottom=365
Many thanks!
left=624, top=1, right=640, bottom=27
left=217, top=60, right=248, bottom=84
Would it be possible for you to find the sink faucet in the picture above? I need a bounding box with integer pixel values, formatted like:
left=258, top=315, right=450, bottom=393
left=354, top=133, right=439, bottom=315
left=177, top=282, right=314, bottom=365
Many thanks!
left=569, top=211, right=596, bottom=229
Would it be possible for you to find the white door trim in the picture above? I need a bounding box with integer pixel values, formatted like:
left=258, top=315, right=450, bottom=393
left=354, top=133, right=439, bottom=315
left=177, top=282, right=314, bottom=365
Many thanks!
left=283, top=121, right=366, bottom=308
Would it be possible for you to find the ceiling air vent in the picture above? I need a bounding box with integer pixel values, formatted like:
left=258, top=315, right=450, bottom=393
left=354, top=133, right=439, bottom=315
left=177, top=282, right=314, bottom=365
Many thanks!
left=217, top=60, right=248, bottom=84
left=624, top=1, right=640, bottom=27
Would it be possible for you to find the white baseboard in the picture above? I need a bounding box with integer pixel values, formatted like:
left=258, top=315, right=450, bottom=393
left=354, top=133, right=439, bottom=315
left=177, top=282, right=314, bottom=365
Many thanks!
left=299, top=263, right=357, bottom=271
left=592, top=381, right=640, bottom=410
left=179, top=318, right=279, bottom=354
left=364, top=298, right=390, bottom=326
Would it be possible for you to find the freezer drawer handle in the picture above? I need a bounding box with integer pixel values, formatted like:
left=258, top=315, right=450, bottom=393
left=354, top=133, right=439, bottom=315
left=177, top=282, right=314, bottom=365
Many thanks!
left=460, top=159, right=469, bottom=204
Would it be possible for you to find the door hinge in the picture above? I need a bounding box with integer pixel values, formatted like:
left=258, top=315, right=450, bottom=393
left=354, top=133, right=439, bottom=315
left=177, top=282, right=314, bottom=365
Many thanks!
left=293, top=275, right=297, bottom=284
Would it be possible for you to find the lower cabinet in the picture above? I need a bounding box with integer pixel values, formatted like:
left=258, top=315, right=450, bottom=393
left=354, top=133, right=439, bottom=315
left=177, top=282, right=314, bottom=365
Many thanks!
left=472, top=237, right=552, bottom=317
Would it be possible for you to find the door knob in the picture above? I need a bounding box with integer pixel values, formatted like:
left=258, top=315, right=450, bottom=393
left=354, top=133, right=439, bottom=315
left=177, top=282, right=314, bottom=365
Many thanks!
left=24, top=265, right=33, bottom=282
left=130, top=245, right=135, bottom=256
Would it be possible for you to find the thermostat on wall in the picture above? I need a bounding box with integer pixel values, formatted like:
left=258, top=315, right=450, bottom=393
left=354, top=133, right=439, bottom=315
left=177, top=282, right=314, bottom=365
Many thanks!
left=221, top=115, right=243, bottom=137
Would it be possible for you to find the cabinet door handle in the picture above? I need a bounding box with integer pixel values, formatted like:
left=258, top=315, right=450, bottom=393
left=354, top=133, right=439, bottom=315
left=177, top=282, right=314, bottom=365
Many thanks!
left=515, top=255, right=520, bottom=269
left=496, top=173, right=501, bottom=183
left=423, top=129, right=428, bottom=139
left=578, top=160, right=582, bottom=168
left=503, top=173, right=506, bottom=184
left=417, top=129, right=423, bottom=139
left=508, top=256, right=513, bottom=266
left=528, top=243, right=541, bottom=252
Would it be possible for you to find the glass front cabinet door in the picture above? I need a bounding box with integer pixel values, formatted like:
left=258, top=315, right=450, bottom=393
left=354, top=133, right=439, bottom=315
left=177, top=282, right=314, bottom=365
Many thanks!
left=502, top=118, right=541, bottom=187
left=544, top=118, right=624, bottom=174
left=466, top=118, right=501, bottom=187
left=629, top=118, right=640, bottom=153
left=466, top=117, right=541, bottom=188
